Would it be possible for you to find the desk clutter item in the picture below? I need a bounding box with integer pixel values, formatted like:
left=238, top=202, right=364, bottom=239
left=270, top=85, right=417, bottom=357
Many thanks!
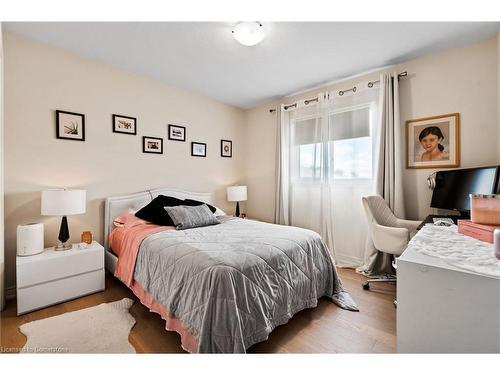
left=494, top=229, right=500, bottom=260
left=433, top=217, right=454, bottom=226
left=17, top=223, right=44, bottom=257
left=470, top=194, right=500, bottom=226
left=458, top=219, right=500, bottom=244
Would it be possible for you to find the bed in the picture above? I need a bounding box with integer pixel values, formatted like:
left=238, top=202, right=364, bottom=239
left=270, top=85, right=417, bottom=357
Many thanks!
left=104, top=187, right=358, bottom=353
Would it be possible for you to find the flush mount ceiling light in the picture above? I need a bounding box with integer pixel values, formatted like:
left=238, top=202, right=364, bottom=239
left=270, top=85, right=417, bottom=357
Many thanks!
left=232, top=22, right=265, bottom=46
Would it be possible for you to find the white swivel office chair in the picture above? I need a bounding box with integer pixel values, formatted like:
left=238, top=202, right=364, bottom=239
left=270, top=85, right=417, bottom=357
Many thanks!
left=361, top=195, right=420, bottom=293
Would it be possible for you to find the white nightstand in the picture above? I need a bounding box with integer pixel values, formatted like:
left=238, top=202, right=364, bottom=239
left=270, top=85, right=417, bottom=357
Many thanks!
left=16, top=241, right=105, bottom=315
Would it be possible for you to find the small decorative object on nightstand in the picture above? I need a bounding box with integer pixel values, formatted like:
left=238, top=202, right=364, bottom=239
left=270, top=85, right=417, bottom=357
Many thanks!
left=81, top=230, right=93, bottom=244
left=41, top=189, right=86, bottom=251
left=16, top=241, right=105, bottom=315
left=227, top=185, right=247, bottom=217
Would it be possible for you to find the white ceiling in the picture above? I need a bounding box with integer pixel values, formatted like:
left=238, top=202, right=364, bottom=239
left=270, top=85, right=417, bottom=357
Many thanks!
left=3, top=22, right=499, bottom=109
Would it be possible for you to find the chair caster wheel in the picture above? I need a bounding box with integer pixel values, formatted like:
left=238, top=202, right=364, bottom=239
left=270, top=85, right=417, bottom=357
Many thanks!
left=362, top=282, right=370, bottom=290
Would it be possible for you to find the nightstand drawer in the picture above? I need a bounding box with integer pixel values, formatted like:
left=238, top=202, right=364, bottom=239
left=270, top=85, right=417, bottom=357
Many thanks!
left=17, top=269, right=105, bottom=315
left=17, top=246, right=104, bottom=288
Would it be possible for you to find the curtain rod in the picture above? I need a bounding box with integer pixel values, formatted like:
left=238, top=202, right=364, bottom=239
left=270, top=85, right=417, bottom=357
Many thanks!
left=268, top=96, right=320, bottom=113
left=269, top=71, right=408, bottom=113
left=367, top=71, right=407, bottom=88
left=335, top=71, right=408, bottom=97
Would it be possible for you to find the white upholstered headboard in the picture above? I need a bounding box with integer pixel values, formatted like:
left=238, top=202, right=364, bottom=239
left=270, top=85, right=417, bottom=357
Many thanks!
left=103, top=187, right=213, bottom=250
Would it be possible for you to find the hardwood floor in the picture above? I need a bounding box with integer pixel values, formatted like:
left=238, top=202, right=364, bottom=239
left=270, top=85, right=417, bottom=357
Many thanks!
left=0, top=268, right=396, bottom=353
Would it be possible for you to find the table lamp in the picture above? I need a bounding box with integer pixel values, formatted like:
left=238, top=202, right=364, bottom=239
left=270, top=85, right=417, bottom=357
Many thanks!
left=227, top=185, right=247, bottom=217
left=41, top=189, right=86, bottom=251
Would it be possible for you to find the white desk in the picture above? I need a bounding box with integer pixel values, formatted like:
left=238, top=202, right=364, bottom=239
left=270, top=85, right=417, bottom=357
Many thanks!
left=397, top=226, right=500, bottom=353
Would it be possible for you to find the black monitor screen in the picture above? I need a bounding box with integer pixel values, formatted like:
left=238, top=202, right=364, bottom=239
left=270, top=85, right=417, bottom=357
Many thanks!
left=431, top=166, right=499, bottom=212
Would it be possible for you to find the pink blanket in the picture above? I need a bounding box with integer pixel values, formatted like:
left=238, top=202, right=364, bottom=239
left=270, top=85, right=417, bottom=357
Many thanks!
left=110, top=213, right=174, bottom=286
left=130, top=279, right=198, bottom=353
left=109, top=215, right=198, bottom=352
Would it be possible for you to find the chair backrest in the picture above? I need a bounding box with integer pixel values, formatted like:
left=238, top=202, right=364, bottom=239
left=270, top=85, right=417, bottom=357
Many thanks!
left=362, top=195, right=398, bottom=228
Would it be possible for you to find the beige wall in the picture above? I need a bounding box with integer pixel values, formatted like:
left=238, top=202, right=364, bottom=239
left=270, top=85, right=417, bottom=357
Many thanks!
left=3, top=32, right=246, bottom=290
left=400, top=37, right=498, bottom=219
left=243, top=102, right=279, bottom=223
left=244, top=37, right=500, bottom=222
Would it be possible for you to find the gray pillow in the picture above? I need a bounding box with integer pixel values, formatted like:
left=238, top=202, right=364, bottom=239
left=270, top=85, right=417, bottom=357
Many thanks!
left=164, top=204, right=220, bottom=230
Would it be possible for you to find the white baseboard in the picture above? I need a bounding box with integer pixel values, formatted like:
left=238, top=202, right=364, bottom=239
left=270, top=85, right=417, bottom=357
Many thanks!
left=335, top=254, right=363, bottom=268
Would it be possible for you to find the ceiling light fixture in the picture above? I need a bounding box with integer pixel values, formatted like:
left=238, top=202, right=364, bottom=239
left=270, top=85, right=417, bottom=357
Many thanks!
left=232, top=22, right=265, bottom=46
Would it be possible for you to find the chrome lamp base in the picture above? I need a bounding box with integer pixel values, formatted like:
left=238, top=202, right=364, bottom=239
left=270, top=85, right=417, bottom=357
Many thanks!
left=54, top=242, right=72, bottom=251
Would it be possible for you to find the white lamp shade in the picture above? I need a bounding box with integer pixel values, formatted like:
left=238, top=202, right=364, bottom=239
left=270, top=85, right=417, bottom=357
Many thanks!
left=41, top=189, right=86, bottom=216
left=227, top=186, right=247, bottom=202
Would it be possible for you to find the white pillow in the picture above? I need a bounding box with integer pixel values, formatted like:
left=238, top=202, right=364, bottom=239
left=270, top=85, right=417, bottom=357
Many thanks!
left=213, top=206, right=227, bottom=216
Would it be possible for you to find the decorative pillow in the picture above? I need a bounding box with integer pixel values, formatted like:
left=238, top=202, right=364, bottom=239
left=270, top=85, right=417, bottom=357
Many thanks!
left=164, top=204, right=220, bottom=230
left=183, top=199, right=217, bottom=213
left=135, top=195, right=185, bottom=226
left=113, top=213, right=148, bottom=228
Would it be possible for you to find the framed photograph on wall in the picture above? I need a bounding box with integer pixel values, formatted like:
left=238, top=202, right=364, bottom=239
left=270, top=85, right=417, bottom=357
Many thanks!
left=221, top=139, right=232, bottom=157
left=191, top=142, right=207, bottom=157
left=406, top=113, right=460, bottom=169
left=168, top=124, right=186, bottom=142
left=113, top=114, right=137, bottom=135
left=143, top=136, right=163, bottom=154
left=56, top=110, right=85, bottom=141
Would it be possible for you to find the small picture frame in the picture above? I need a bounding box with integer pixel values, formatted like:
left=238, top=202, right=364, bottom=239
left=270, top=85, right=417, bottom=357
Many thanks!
left=168, top=124, right=186, bottom=142
left=56, top=110, right=85, bottom=141
left=191, top=142, right=207, bottom=157
left=143, top=136, right=163, bottom=154
left=406, top=113, right=460, bottom=169
left=221, top=139, right=232, bottom=157
left=113, top=114, right=137, bottom=135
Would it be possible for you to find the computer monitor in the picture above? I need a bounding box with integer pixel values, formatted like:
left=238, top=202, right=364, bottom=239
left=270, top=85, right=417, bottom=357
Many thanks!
left=431, top=166, right=500, bottom=215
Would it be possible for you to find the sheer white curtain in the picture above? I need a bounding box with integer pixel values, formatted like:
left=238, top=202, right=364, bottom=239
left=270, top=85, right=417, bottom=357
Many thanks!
left=275, top=84, right=380, bottom=265
left=327, top=85, right=379, bottom=265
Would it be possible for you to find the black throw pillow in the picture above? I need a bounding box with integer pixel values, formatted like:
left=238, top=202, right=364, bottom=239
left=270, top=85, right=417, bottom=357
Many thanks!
left=183, top=199, right=217, bottom=213
left=135, top=195, right=185, bottom=226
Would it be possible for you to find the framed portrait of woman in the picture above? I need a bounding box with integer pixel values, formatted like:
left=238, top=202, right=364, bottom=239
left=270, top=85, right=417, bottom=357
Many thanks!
left=406, top=113, right=460, bottom=169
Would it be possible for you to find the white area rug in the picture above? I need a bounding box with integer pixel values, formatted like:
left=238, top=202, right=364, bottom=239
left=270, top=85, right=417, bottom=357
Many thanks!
left=19, top=298, right=136, bottom=353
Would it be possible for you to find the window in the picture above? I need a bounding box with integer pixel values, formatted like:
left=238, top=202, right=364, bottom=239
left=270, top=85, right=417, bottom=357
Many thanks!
left=298, top=143, right=323, bottom=179
left=293, top=117, right=323, bottom=181
left=293, top=105, right=373, bottom=182
left=329, top=106, right=372, bottom=180
left=332, top=136, right=372, bottom=179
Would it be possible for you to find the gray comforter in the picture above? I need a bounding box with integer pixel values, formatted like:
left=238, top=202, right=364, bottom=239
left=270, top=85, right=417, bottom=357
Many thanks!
left=133, top=217, right=358, bottom=353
